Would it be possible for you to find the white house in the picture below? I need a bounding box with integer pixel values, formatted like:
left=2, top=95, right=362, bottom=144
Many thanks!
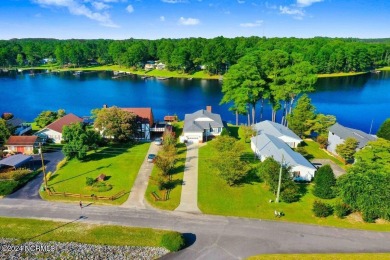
left=253, top=120, right=302, bottom=148
left=182, top=106, right=224, bottom=143
left=327, top=123, right=377, bottom=155
left=35, top=113, right=83, bottom=144
left=251, top=133, right=317, bottom=181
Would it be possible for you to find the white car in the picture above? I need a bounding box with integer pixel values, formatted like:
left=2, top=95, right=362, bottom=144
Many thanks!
left=154, top=138, right=163, bottom=145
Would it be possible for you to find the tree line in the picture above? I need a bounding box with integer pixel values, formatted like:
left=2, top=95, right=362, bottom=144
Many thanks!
left=1, top=37, right=389, bottom=74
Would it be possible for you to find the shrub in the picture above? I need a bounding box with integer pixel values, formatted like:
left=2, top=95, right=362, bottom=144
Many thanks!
left=313, top=165, right=336, bottom=199
left=2, top=113, right=14, bottom=120
left=0, top=180, right=18, bottom=195
left=312, top=200, right=333, bottom=217
left=362, top=210, right=378, bottom=223
left=220, top=128, right=229, bottom=136
left=334, top=202, right=351, bottom=218
left=0, top=169, right=31, bottom=181
left=91, top=182, right=112, bottom=192
left=281, top=186, right=300, bottom=203
left=160, top=232, right=185, bottom=252
left=86, top=177, right=95, bottom=186
left=56, top=158, right=67, bottom=172
left=317, top=135, right=328, bottom=149
left=45, top=171, right=53, bottom=181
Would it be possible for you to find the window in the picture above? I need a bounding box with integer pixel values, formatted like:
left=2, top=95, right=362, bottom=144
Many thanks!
left=293, top=171, right=300, bottom=177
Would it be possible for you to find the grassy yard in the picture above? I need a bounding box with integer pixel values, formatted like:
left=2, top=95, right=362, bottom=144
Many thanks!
left=249, top=253, right=390, bottom=260
left=0, top=217, right=184, bottom=251
left=145, top=122, right=186, bottom=210
left=301, top=139, right=346, bottom=169
left=40, top=143, right=150, bottom=205
left=198, top=142, right=390, bottom=231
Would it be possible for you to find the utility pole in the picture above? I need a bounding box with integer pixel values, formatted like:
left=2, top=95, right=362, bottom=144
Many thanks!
left=39, top=143, right=48, bottom=188
left=276, top=154, right=284, bottom=203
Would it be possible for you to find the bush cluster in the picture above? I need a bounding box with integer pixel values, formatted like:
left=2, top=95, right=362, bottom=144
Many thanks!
left=0, top=169, right=31, bottom=181
left=333, top=202, right=351, bottom=218
left=312, top=200, right=333, bottom=218
left=160, top=232, right=185, bottom=252
left=91, top=182, right=112, bottom=192
left=86, top=177, right=95, bottom=186
left=0, top=180, right=18, bottom=195
left=56, top=158, right=67, bottom=172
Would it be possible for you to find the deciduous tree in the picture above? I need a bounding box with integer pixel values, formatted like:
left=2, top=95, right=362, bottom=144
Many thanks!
left=377, top=118, right=390, bottom=141
left=335, top=137, right=358, bottom=163
left=93, top=106, right=137, bottom=143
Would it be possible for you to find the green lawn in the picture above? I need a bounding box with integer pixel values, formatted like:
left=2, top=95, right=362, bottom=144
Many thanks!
left=145, top=122, right=186, bottom=210
left=40, top=143, right=150, bottom=205
left=198, top=142, right=390, bottom=231
left=317, top=71, right=368, bottom=78
left=248, top=253, right=390, bottom=260
left=0, top=217, right=184, bottom=251
left=301, top=139, right=346, bottom=169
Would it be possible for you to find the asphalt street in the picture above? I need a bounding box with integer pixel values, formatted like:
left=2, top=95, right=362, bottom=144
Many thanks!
left=0, top=198, right=389, bottom=259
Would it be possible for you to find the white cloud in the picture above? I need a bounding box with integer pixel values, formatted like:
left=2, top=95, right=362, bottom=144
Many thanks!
left=161, top=0, right=187, bottom=3
left=126, top=4, right=134, bottom=13
left=33, top=0, right=119, bottom=27
left=160, top=16, right=165, bottom=22
left=92, top=2, right=110, bottom=10
left=279, top=6, right=305, bottom=19
left=297, top=0, right=323, bottom=7
left=237, top=0, right=245, bottom=3
left=240, top=20, right=263, bottom=27
left=178, top=17, right=200, bottom=25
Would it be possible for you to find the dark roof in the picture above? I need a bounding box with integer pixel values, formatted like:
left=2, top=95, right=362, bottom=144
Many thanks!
left=6, top=136, right=38, bottom=146
left=121, top=108, right=154, bottom=125
left=0, top=154, right=33, bottom=168
left=184, top=109, right=224, bottom=133
left=329, top=123, right=377, bottom=149
left=6, top=118, right=24, bottom=128
left=45, top=113, right=83, bottom=133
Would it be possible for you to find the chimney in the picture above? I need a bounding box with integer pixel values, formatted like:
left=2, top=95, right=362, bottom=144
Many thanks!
left=103, top=104, right=108, bottom=109
left=206, top=106, right=212, bottom=112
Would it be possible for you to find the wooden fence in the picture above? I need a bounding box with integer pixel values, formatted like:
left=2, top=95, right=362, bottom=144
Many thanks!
left=46, top=188, right=126, bottom=201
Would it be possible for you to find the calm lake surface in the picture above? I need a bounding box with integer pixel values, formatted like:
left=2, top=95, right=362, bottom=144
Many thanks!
left=0, top=70, right=389, bottom=133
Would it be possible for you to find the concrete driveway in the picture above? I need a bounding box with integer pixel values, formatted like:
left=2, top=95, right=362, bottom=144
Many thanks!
left=311, top=159, right=346, bottom=177
left=6, top=150, right=64, bottom=200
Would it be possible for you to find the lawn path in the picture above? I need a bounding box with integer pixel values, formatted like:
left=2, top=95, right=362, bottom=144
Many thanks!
left=121, top=143, right=159, bottom=209
left=175, top=143, right=201, bottom=213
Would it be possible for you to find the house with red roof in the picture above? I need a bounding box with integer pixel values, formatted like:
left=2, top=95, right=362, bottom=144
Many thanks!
left=5, top=136, right=39, bottom=154
left=35, top=113, right=83, bottom=143
left=120, top=107, right=154, bottom=140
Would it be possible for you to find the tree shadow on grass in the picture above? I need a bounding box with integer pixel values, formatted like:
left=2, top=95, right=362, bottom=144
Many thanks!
left=236, top=168, right=262, bottom=186
left=49, top=164, right=111, bottom=185
left=21, top=216, right=87, bottom=243
left=82, top=143, right=138, bottom=162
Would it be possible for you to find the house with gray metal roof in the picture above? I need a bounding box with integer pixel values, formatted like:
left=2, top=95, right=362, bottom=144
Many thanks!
left=251, top=133, right=316, bottom=181
left=182, top=106, right=224, bottom=143
left=327, top=123, right=377, bottom=155
left=253, top=120, right=302, bottom=148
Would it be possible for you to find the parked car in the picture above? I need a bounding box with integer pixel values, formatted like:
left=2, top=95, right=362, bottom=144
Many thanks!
left=154, top=138, right=163, bottom=145
left=147, top=154, right=156, bottom=162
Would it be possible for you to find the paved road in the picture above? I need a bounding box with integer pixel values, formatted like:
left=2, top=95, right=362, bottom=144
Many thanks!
left=121, top=143, right=159, bottom=209
left=175, top=143, right=201, bottom=213
left=6, top=150, right=64, bottom=200
left=0, top=198, right=389, bottom=259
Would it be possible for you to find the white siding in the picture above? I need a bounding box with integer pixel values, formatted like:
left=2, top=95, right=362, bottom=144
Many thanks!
left=278, top=136, right=302, bottom=148
left=39, top=129, right=62, bottom=144
left=327, top=131, right=344, bottom=154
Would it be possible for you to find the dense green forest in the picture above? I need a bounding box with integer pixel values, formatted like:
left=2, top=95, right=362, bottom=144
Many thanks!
left=0, top=37, right=389, bottom=74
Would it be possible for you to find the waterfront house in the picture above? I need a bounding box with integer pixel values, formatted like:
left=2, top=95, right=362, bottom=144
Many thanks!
left=251, top=133, right=316, bottom=181
left=35, top=113, right=83, bottom=144
left=182, top=106, right=224, bottom=143
left=5, top=136, right=39, bottom=154
left=6, top=118, right=32, bottom=136
left=253, top=120, right=302, bottom=148
left=327, top=123, right=377, bottom=155
left=120, top=107, right=155, bottom=140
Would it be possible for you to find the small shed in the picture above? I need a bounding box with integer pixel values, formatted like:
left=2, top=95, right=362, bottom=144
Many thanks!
left=97, top=173, right=106, bottom=182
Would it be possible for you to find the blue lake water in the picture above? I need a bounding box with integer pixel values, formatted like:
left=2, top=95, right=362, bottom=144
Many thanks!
left=0, top=70, right=389, bottom=134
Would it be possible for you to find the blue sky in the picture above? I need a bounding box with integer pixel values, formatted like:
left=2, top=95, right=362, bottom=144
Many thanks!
left=0, top=0, right=389, bottom=39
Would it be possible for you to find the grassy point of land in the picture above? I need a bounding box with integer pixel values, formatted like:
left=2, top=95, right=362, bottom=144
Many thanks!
left=378, top=66, right=390, bottom=71
left=145, top=122, right=186, bottom=210
left=40, top=143, right=150, bottom=205
left=317, top=71, right=368, bottom=78
left=248, top=253, right=390, bottom=260
left=0, top=217, right=183, bottom=251
left=198, top=140, right=390, bottom=231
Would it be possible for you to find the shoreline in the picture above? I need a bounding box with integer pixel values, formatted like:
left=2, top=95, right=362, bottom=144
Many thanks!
left=4, top=65, right=388, bottom=80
